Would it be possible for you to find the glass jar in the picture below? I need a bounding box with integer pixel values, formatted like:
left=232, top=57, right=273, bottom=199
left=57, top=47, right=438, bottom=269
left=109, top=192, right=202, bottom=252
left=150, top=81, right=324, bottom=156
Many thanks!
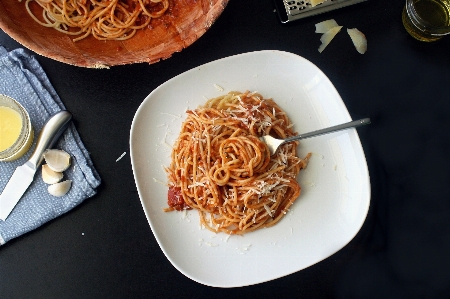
left=402, top=0, right=450, bottom=42
left=0, top=95, right=34, bottom=161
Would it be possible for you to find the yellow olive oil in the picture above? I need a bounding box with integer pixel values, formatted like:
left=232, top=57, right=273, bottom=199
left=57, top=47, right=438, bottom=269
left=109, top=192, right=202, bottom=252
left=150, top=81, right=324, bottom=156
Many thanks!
left=0, top=106, right=22, bottom=152
left=402, top=0, right=450, bottom=41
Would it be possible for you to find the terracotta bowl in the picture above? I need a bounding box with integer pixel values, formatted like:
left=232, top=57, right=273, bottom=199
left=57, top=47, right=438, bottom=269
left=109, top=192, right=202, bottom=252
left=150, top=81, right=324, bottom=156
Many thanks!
left=0, top=0, right=228, bottom=68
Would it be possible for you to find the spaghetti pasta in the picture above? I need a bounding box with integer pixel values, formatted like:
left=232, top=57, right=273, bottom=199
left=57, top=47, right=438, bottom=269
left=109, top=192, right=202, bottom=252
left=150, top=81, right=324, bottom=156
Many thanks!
left=22, top=0, right=169, bottom=41
left=165, top=91, right=311, bottom=235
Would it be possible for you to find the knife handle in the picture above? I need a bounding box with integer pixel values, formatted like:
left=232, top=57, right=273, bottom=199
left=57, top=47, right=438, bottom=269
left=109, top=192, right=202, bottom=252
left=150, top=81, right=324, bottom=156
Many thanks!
left=28, top=111, right=73, bottom=167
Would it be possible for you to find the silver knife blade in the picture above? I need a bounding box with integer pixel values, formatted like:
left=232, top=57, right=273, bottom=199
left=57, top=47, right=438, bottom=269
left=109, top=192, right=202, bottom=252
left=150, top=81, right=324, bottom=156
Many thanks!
left=0, top=111, right=72, bottom=221
left=0, top=162, right=36, bottom=221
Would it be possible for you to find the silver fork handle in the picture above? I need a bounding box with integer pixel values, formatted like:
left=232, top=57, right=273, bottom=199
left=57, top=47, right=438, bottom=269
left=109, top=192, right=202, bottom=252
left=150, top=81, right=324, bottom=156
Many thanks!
left=283, top=118, right=371, bottom=144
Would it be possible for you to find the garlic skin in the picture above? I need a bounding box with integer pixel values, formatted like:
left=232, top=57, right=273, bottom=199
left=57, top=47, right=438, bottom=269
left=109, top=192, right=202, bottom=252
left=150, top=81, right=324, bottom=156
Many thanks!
left=318, top=26, right=343, bottom=53
left=48, top=180, right=72, bottom=197
left=347, top=28, right=367, bottom=54
left=44, top=149, right=71, bottom=172
left=315, top=19, right=339, bottom=33
left=42, top=164, right=63, bottom=184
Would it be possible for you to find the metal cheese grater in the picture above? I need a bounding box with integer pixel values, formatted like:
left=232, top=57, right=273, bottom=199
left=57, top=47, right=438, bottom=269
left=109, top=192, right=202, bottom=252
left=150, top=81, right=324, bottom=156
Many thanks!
left=273, top=0, right=367, bottom=23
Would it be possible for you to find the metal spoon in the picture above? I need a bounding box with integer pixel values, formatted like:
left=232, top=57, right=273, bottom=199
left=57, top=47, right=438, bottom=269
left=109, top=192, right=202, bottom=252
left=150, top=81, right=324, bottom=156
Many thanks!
left=260, top=118, right=371, bottom=155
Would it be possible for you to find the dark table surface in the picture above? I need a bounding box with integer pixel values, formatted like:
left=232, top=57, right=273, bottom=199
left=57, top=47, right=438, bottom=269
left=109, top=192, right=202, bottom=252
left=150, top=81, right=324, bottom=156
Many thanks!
left=1, top=0, right=450, bottom=298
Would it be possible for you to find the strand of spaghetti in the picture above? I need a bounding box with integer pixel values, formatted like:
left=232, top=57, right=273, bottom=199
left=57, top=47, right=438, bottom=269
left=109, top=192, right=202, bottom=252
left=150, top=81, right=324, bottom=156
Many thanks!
left=23, top=0, right=169, bottom=41
left=139, top=0, right=169, bottom=18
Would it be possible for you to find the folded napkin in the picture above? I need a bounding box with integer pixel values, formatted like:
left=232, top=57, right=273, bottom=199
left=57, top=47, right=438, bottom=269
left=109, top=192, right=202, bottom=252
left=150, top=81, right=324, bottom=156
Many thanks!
left=0, top=46, right=101, bottom=245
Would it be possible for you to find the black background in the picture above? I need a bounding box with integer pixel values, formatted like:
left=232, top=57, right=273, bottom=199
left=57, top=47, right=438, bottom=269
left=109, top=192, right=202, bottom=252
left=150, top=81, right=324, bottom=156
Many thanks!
left=1, top=0, right=450, bottom=298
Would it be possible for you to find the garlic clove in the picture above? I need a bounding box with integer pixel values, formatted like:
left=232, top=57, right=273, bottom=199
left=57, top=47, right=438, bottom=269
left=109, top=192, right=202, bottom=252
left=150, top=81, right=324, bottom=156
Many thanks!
left=48, top=180, right=72, bottom=197
left=318, top=26, right=343, bottom=53
left=347, top=28, right=367, bottom=54
left=43, top=149, right=71, bottom=172
left=42, top=164, right=63, bottom=184
left=315, top=19, right=339, bottom=33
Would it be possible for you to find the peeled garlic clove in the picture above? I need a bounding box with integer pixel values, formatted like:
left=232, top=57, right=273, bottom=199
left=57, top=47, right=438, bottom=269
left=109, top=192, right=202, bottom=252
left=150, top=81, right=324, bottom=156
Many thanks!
left=44, top=149, right=71, bottom=172
left=318, top=26, right=343, bottom=53
left=347, top=28, right=367, bottom=54
left=48, top=180, right=72, bottom=197
left=315, top=19, right=339, bottom=33
left=42, top=164, right=63, bottom=184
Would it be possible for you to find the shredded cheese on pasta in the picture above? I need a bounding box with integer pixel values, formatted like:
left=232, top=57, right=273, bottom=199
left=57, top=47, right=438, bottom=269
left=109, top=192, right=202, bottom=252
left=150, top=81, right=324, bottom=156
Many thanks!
left=165, top=91, right=311, bottom=234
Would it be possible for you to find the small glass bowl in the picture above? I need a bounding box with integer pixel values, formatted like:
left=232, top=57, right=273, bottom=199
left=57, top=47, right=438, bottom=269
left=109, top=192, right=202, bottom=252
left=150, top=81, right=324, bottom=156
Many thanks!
left=402, top=0, right=450, bottom=42
left=0, top=94, right=34, bottom=162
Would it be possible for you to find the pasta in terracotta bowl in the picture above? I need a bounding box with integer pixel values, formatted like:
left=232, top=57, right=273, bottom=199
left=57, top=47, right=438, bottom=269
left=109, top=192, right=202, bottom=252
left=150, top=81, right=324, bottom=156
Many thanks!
left=0, top=0, right=228, bottom=68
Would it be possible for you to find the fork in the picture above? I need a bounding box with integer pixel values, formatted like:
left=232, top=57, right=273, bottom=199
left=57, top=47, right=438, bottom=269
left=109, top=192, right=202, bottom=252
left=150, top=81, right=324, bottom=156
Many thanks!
left=260, top=118, right=371, bottom=155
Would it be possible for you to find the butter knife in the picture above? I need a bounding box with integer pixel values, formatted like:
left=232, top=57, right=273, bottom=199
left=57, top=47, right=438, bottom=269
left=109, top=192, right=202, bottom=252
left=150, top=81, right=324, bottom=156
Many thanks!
left=0, top=110, right=72, bottom=221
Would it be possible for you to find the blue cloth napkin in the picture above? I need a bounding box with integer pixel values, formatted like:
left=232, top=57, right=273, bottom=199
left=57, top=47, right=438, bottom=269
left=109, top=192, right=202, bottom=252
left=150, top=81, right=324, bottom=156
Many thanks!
left=0, top=46, right=101, bottom=245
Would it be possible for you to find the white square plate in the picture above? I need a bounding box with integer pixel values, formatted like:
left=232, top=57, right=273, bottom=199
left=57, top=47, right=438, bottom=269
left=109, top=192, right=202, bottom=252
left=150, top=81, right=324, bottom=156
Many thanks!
left=130, top=50, right=370, bottom=287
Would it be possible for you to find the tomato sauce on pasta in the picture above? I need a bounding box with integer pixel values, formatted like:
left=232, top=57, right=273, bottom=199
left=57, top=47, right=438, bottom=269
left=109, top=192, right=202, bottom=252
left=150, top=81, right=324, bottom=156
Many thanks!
left=165, top=91, right=311, bottom=234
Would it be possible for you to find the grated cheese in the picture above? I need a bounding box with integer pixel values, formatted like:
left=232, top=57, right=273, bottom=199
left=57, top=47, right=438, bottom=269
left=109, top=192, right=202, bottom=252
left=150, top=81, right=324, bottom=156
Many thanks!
left=263, top=204, right=274, bottom=217
left=153, top=178, right=166, bottom=185
left=115, top=152, right=126, bottom=162
left=214, top=84, right=224, bottom=91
